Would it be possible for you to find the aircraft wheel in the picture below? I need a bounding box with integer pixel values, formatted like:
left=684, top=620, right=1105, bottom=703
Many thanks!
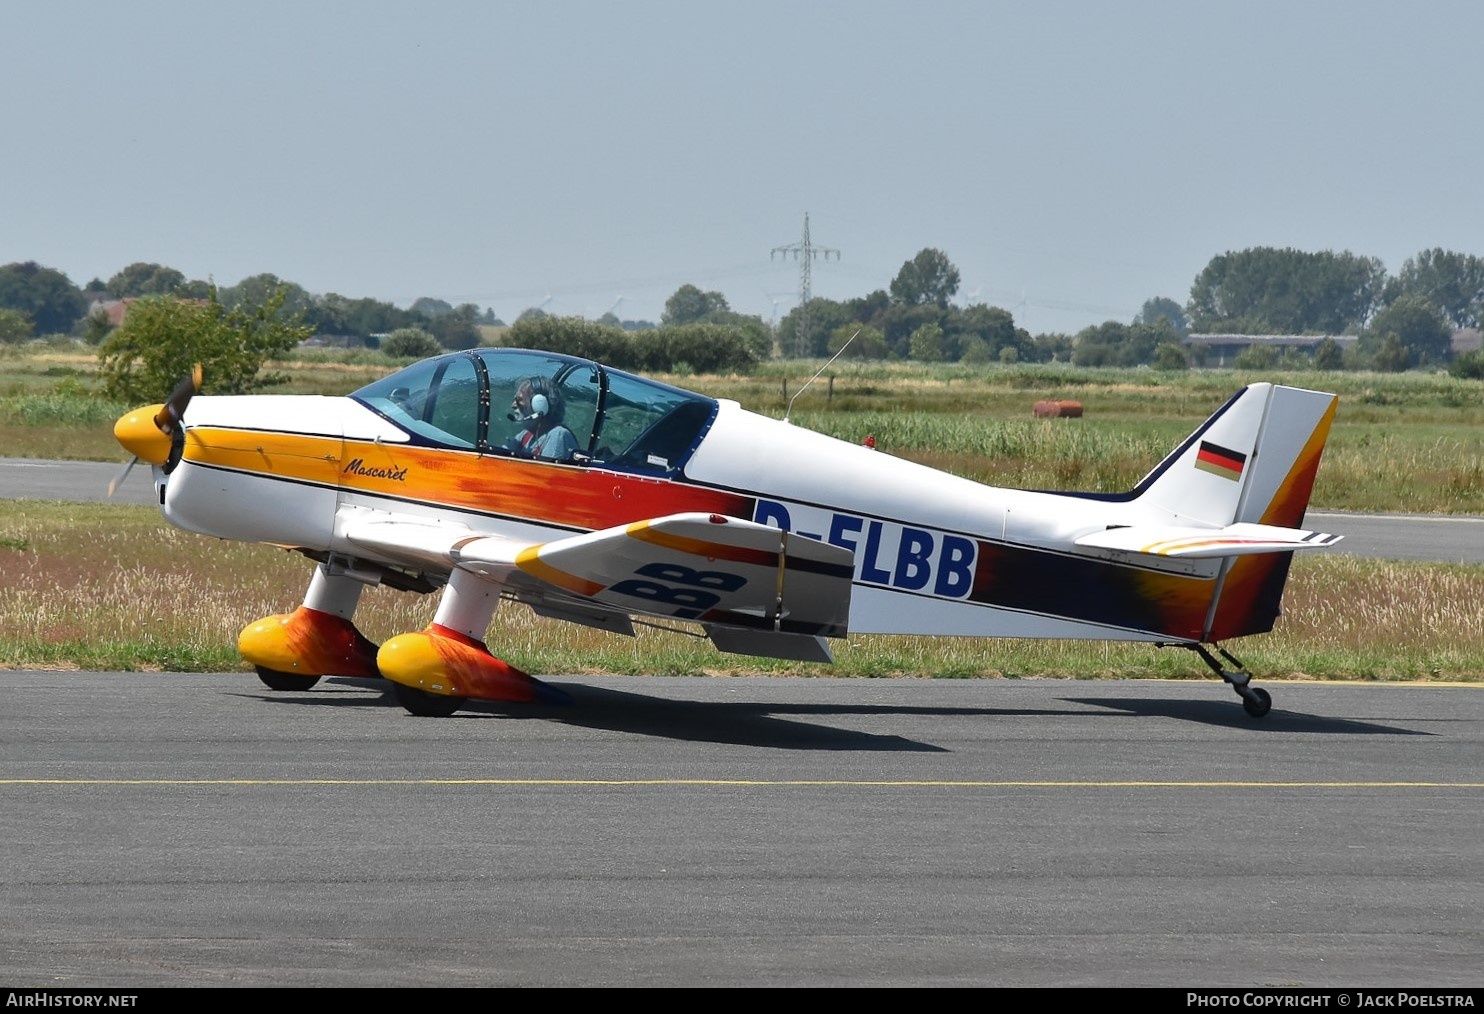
left=1242, top=687, right=1272, bottom=718
left=255, top=666, right=321, bottom=692
left=392, top=682, right=465, bottom=717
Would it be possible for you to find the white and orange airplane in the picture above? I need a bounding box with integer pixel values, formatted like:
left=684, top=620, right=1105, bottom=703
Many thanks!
left=113, top=348, right=1342, bottom=718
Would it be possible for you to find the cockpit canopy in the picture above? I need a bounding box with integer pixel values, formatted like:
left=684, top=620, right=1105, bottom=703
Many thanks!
left=351, top=348, right=718, bottom=477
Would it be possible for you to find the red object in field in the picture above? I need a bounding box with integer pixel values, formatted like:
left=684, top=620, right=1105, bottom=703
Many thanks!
left=864, top=435, right=876, bottom=448
left=1033, top=400, right=1084, bottom=418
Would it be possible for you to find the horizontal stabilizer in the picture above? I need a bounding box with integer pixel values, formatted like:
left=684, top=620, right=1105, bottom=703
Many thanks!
left=1074, top=522, right=1343, bottom=559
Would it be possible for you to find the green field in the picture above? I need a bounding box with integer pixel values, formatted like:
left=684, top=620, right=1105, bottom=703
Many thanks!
left=1, top=346, right=1481, bottom=678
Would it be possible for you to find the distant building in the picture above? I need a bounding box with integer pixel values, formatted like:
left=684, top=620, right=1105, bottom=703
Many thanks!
left=89, top=296, right=209, bottom=328
left=89, top=298, right=137, bottom=327
left=1183, top=333, right=1358, bottom=366
left=1184, top=329, right=1479, bottom=366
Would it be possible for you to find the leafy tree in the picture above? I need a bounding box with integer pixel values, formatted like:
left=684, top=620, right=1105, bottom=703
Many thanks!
left=96, top=288, right=312, bottom=402
left=107, top=262, right=186, bottom=298
left=1136, top=297, right=1188, bottom=336
left=878, top=302, right=942, bottom=358
left=906, top=322, right=944, bottom=362
left=959, top=336, right=991, bottom=364
left=889, top=248, right=960, bottom=308
left=1313, top=337, right=1344, bottom=370
left=845, top=289, right=891, bottom=325
left=0, top=307, right=32, bottom=344
left=428, top=303, right=482, bottom=350
left=1369, top=333, right=1410, bottom=373
left=1072, top=320, right=1171, bottom=367
left=410, top=297, right=454, bottom=318
left=1187, top=247, right=1386, bottom=333
left=1032, top=332, right=1075, bottom=363
left=1388, top=248, right=1484, bottom=329
left=309, top=293, right=416, bottom=338
left=380, top=328, right=442, bottom=359
left=83, top=307, right=113, bottom=345
left=950, top=303, right=1018, bottom=361
left=1360, top=296, right=1452, bottom=368
left=177, top=279, right=213, bottom=299
left=778, top=297, right=852, bottom=358
left=1447, top=348, right=1484, bottom=380
left=219, top=274, right=313, bottom=317
left=827, top=324, right=888, bottom=359
left=1233, top=343, right=1278, bottom=370
left=0, top=261, right=87, bottom=335
left=1154, top=342, right=1189, bottom=370
left=662, top=284, right=730, bottom=326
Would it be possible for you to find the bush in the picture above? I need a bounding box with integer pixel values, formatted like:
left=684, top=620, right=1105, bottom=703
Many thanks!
left=1448, top=349, right=1484, bottom=380
left=96, top=289, right=312, bottom=402
left=380, top=328, right=441, bottom=360
left=1154, top=343, right=1189, bottom=371
left=506, top=316, right=764, bottom=373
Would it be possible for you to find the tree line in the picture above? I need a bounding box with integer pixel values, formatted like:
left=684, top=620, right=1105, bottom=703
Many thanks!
left=3, top=244, right=1482, bottom=382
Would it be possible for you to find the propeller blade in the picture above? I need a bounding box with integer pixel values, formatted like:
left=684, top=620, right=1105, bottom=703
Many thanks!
left=152, top=363, right=203, bottom=433
left=107, top=456, right=138, bottom=499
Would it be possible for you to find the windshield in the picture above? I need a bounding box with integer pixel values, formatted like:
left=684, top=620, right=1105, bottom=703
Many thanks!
left=351, top=348, right=718, bottom=475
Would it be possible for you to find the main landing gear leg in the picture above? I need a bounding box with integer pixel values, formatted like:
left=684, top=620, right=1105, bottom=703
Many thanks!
left=377, top=568, right=572, bottom=717
left=239, top=563, right=382, bottom=691
left=1185, top=642, right=1272, bottom=718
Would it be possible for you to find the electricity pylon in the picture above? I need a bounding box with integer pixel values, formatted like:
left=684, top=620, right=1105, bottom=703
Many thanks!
left=771, top=213, right=839, bottom=357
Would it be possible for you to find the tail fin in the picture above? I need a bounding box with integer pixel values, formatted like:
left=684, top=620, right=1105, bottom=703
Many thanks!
left=1075, top=383, right=1341, bottom=641
left=1131, top=383, right=1338, bottom=529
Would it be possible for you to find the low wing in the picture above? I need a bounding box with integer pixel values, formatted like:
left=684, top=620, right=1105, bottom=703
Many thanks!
left=343, top=511, right=854, bottom=659
left=515, top=513, right=853, bottom=638
left=1074, top=521, right=1343, bottom=559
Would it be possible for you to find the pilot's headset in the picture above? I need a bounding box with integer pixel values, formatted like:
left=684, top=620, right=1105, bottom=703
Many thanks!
left=510, top=376, right=551, bottom=422
left=527, top=376, right=551, bottom=419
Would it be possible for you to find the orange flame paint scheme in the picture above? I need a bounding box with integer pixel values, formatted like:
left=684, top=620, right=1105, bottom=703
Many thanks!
left=113, top=348, right=1344, bottom=719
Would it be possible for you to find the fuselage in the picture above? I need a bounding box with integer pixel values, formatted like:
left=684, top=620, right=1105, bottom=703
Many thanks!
left=151, top=348, right=1247, bottom=645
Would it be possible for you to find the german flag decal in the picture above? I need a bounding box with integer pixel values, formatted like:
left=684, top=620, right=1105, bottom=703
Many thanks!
left=1195, top=440, right=1247, bottom=481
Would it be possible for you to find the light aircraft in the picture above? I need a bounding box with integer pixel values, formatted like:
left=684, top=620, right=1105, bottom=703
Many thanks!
left=112, top=347, right=1343, bottom=719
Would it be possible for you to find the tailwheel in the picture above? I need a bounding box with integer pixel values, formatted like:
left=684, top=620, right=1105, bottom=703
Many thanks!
left=255, top=666, right=321, bottom=692
left=1242, top=687, right=1273, bottom=718
left=392, top=681, right=466, bottom=717
left=1174, top=642, right=1275, bottom=720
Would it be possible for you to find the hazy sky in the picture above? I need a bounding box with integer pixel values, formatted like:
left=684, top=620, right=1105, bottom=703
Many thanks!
left=5, top=1, right=1481, bottom=335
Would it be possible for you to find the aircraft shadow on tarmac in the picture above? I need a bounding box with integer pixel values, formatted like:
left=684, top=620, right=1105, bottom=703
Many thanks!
left=1064, top=696, right=1426, bottom=735
left=234, top=676, right=1428, bottom=749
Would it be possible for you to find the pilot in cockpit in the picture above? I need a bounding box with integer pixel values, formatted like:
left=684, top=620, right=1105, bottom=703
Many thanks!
left=504, top=375, right=580, bottom=461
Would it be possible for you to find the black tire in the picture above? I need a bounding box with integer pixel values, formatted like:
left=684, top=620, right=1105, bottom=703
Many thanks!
left=392, top=681, right=465, bottom=717
left=255, top=667, right=321, bottom=692
left=1242, top=687, right=1272, bottom=718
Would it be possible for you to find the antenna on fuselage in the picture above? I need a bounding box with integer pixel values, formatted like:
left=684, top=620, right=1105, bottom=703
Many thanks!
left=784, top=328, right=859, bottom=424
